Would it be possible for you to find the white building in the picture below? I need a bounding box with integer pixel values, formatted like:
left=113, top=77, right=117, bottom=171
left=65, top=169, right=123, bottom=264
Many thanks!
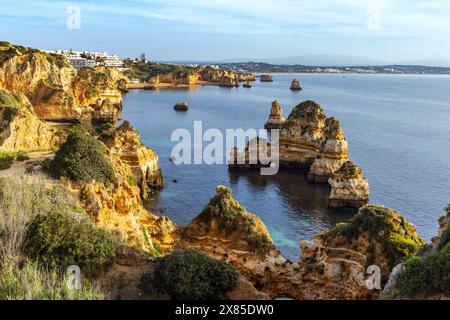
left=44, top=49, right=123, bottom=69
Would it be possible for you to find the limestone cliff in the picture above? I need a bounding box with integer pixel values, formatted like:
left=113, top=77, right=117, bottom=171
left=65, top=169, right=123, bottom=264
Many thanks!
left=264, top=100, right=286, bottom=130
left=99, top=121, right=164, bottom=198
left=0, top=42, right=128, bottom=123
left=179, top=189, right=424, bottom=300
left=280, top=101, right=348, bottom=181
left=182, top=185, right=276, bottom=254
left=0, top=89, right=65, bottom=151
left=328, top=161, right=369, bottom=209
left=200, top=67, right=256, bottom=83
left=318, top=206, right=425, bottom=282
left=59, top=141, right=173, bottom=254
left=219, top=76, right=239, bottom=88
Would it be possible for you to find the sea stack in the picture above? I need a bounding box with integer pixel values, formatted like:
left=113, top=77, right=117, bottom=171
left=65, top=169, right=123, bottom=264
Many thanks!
left=279, top=101, right=348, bottom=179
left=328, top=161, right=369, bottom=209
left=290, top=79, right=302, bottom=91
left=220, top=76, right=239, bottom=87
left=264, top=100, right=286, bottom=130
left=174, top=102, right=189, bottom=111
left=260, top=74, right=273, bottom=82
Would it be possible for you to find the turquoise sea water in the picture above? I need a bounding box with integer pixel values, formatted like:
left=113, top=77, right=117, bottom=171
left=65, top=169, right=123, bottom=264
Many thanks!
left=121, top=74, right=450, bottom=261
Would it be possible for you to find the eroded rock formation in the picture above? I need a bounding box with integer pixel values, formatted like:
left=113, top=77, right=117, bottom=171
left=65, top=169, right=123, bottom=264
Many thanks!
left=264, top=100, right=286, bottom=130
left=179, top=188, right=424, bottom=300
left=279, top=101, right=348, bottom=179
left=0, top=89, right=65, bottom=151
left=59, top=142, right=173, bottom=254
left=219, top=76, right=239, bottom=88
left=99, top=121, right=164, bottom=198
left=290, top=79, right=302, bottom=91
left=0, top=42, right=128, bottom=123
left=200, top=67, right=255, bottom=83
left=328, top=161, right=369, bottom=209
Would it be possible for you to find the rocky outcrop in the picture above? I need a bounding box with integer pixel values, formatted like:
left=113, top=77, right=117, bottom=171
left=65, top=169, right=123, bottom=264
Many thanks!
left=279, top=101, right=348, bottom=181
left=290, top=79, right=302, bottom=91
left=180, top=189, right=424, bottom=300
left=0, top=89, right=65, bottom=151
left=328, top=161, right=369, bottom=209
left=264, top=100, right=286, bottom=130
left=219, top=76, right=239, bottom=88
left=260, top=75, right=273, bottom=82
left=0, top=42, right=128, bottom=123
left=200, top=67, right=255, bottom=83
left=318, top=206, right=425, bottom=282
left=99, top=121, right=164, bottom=199
left=61, top=143, right=174, bottom=254
left=174, top=102, right=189, bottom=111
left=181, top=185, right=276, bottom=254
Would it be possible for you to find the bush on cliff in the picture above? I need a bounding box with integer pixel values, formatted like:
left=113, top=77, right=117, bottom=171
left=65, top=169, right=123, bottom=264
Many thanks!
left=23, top=210, right=116, bottom=278
left=0, top=155, right=14, bottom=171
left=146, top=249, right=239, bottom=300
left=49, top=130, right=116, bottom=185
left=397, top=243, right=450, bottom=297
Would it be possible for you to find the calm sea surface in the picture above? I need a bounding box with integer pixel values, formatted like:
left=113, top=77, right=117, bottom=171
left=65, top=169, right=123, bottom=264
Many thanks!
left=122, top=74, right=450, bottom=261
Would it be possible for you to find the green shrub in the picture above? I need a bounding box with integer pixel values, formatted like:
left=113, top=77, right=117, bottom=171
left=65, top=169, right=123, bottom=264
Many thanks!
left=16, top=154, right=30, bottom=162
left=438, top=225, right=450, bottom=249
left=23, top=210, right=116, bottom=278
left=0, top=156, right=14, bottom=170
left=49, top=130, right=116, bottom=185
left=0, top=261, right=104, bottom=300
left=146, top=249, right=239, bottom=300
left=397, top=243, right=450, bottom=296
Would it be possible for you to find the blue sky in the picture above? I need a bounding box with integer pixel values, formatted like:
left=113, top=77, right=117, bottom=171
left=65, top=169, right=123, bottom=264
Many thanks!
left=1, top=0, right=450, bottom=63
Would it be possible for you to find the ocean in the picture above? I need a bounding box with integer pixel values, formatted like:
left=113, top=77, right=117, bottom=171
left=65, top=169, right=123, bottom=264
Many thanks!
left=122, top=74, right=450, bottom=261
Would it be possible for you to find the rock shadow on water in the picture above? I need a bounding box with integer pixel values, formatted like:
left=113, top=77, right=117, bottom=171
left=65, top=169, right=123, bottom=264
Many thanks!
left=228, top=169, right=356, bottom=231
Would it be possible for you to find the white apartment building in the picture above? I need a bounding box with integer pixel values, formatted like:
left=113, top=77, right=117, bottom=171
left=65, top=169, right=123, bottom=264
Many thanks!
left=43, top=49, right=123, bottom=69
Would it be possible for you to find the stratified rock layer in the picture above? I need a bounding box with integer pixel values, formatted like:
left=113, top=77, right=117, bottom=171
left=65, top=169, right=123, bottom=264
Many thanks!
left=179, top=190, right=424, bottom=300
left=0, top=42, right=128, bottom=122
left=280, top=101, right=348, bottom=180
left=264, top=100, right=286, bottom=130
left=328, top=160, right=370, bottom=209
left=100, top=121, right=164, bottom=198
left=0, top=89, right=65, bottom=151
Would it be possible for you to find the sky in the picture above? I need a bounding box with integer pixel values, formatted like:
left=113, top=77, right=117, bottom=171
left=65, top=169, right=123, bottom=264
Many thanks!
left=1, top=0, right=450, bottom=64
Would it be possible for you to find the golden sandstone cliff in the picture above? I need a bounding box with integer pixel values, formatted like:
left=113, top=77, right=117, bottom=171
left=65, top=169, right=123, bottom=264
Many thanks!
left=179, top=187, right=424, bottom=299
left=99, top=121, right=164, bottom=199
left=264, top=100, right=286, bottom=130
left=231, top=99, right=369, bottom=209
left=0, top=89, right=65, bottom=152
left=0, top=42, right=127, bottom=123
left=0, top=41, right=436, bottom=301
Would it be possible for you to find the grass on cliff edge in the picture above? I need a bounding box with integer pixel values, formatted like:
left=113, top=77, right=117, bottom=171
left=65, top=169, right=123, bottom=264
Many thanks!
left=49, top=128, right=116, bottom=185
left=140, top=249, right=239, bottom=300
left=322, top=205, right=425, bottom=267
left=0, top=177, right=108, bottom=299
left=194, top=186, right=273, bottom=252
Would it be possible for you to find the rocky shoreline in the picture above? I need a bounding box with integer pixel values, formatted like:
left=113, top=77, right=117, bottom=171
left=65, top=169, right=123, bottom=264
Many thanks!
left=0, top=41, right=448, bottom=301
